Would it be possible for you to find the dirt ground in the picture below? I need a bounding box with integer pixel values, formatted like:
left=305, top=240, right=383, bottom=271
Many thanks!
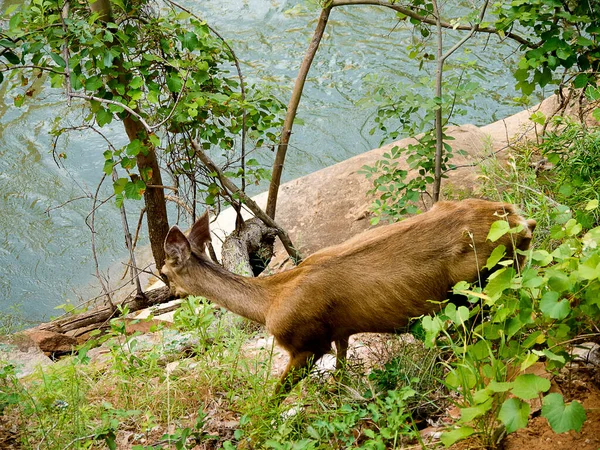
left=502, top=366, right=600, bottom=450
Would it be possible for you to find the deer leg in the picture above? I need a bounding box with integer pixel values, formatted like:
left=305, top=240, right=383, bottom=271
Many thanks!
left=335, top=336, right=350, bottom=371
left=274, top=350, right=321, bottom=400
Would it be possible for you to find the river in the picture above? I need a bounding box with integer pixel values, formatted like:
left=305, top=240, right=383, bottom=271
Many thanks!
left=0, top=0, right=537, bottom=325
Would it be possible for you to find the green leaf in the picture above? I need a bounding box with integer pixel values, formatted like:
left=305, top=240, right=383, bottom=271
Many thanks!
left=85, top=76, right=103, bottom=91
left=9, top=12, right=22, bottom=31
left=440, top=426, right=474, bottom=447
left=547, top=270, right=571, bottom=292
left=129, top=76, right=143, bottom=89
left=103, top=160, right=115, bottom=175
left=520, top=352, right=539, bottom=372
left=511, top=374, right=551, bottom=400
left=126, top=140, right=143, bottom=156
left=578, top=253, right=600, bottom=281
left=460, top=398, right=493, bottom=423
left=585, top=199, right=599, bottom=211
left=573, top=73, right=589, bottom=89
left=149, top=134, right=160, bottom=147
left=531, top=250, right=553, bottom=267
left=499, top=398, right=530, bottom=433
left=167, top=74, right=183, bottom=93
left=113, top=178, right=128, bottom=194
left=124, top=180, right=146, bottom=200
left=542, top=393, right=586, bottom=433
left=488, top=380, right=512, bottom=393
left=540, top=291, right=570, bottom=320
left=485, top=268, right=516, bottom=299
left=484, top=245, right=506, bottom=270
left=96, top=108, right=113, bottom=127
left=487, top=220, right=510, bottom=242
left=50, top=52, right=66, bottom=68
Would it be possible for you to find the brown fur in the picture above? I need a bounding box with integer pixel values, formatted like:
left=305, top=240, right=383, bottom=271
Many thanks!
left=162, top=199, right=536, bottom=398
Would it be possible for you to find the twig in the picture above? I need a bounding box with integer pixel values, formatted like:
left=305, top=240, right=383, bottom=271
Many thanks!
left=146, top=184, right=178, bottom=192
left=67, top=92, right=152, bottom=133
left=329, top=0, right=535, bottom=48
left=191, top=140, right=302, bottom=262
left=44, top=195, right=90, bottom=214
left=149, top=68, right=190, bottom=131
left=165, top=193, right=194, bottom=216
left=113, top=169, right=143, bottom=295
left=85, top=173, right=114, bottom=306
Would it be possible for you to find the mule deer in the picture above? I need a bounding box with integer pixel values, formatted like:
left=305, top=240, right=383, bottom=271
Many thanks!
left=162, top=199, right=536, bottom=398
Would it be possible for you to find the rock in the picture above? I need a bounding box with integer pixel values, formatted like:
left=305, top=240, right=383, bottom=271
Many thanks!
left=22, top=329, right=77, bottom=354
left=572, top=342, right=600, bottom=366
left=0, top=334, right=53, bottom=378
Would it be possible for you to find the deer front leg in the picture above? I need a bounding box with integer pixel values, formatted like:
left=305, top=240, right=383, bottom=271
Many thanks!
left=274, top=350, right=321, bottom=401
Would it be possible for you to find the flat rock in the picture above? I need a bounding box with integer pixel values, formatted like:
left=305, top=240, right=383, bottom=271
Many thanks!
left=23, top=329, right=78, bottom=354
left=0, top=334, right=53, bottom=378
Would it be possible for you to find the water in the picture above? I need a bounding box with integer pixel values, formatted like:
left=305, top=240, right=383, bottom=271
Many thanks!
left=0, top=0, right=531, bottom=324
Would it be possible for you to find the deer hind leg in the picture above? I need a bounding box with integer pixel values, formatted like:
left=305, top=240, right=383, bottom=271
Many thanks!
left=274, top=350, right=323, bottom=400
left=335, top=336, right=350, bottom=371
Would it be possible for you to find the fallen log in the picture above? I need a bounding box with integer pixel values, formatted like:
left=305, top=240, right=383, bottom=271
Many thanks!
left=32, top=286, right=174, bottom=339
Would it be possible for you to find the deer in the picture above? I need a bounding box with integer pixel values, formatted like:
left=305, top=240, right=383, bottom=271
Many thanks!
left=161, top=198, right=536, bottom=399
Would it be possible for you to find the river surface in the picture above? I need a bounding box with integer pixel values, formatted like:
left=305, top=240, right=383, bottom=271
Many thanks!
left=0, top=0, right=536, bottom=324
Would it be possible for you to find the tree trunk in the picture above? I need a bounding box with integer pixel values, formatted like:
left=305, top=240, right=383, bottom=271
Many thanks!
left=221, top=218, right=277, bottom=276
left=123, top=117, right=170, bottom=271
left=86, top=0, right=170, bottom=272
left=266, top=6, right=332, bottom=220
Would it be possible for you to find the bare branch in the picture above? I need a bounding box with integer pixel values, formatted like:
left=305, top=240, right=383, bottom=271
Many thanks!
left=85, top=173, right=114, bottom=306
left=330, top=0, right=535, bottom=48
left=165, top=193, right=194, bottom=216
left=68, top=93, right=153, bottom=133
left=191, top=140, right=302, bottom=262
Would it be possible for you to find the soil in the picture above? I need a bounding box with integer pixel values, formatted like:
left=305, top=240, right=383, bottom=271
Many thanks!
left=502, top=366, right=600, bottom=450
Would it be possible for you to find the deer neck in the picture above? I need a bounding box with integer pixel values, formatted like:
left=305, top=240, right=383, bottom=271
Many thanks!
left=184, top=257, right=271, bottom=324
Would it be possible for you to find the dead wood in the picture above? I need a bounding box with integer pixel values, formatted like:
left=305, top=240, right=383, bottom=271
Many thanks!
left=222, top=217, right=278, bottom=276
left=33, top=286, right=174, bottom=339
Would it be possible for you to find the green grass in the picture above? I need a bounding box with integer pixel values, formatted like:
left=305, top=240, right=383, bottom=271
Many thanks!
left=3, top=120, right=600, bottom=449
left=0, top=298, right=446, bottom=449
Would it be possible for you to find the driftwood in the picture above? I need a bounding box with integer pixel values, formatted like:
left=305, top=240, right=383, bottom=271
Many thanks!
left=33, top=286, right=174, bottom=340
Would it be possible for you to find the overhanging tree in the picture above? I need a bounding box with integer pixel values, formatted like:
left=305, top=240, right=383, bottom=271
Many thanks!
left=1, top=0, right=292, bottom=304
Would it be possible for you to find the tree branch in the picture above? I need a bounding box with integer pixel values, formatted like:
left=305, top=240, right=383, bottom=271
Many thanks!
left=329, top=0, right=535, bottom=48
left=266, top=5, right=333, bottom=220
left=191, top=140, right=302, bottom=262
left=67, top=93, right=153, bottom=133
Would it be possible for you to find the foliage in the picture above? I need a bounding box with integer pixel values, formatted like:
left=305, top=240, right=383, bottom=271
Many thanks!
left=1, top=0, right=283, bottom=217
left=421, top=207, right=600, bottom=446
left=359, top=70, right=477, bottom=222
left=493, top=0, right=600, bottom=95
left=538, top=117, right=600, bottom=228
left=361, top=0, right=600, bottom=219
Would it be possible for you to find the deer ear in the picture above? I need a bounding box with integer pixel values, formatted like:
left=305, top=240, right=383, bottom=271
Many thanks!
left=164, top=225, right=192, bottom=265
left=188, top=211, right=212, bottom=255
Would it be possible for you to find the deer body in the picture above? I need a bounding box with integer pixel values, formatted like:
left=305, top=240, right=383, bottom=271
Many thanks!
left=162, top=199, right=536, bottom=397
